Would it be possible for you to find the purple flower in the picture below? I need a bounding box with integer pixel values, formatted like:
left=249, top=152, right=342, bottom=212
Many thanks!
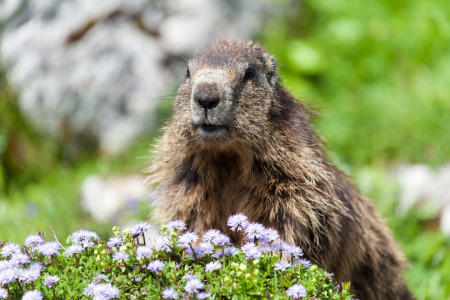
left=0, top=260, right=12, bottom=271
left=0, top=267, right=17, bottom=285
left=178, top=232, right=199, bottom=246
left=282, top=243, right=303, bottom=258
left=211, top=233, right=230, bottom=246
left=197, top=291, right=211, bottom=299
left=83, top=283, right=97, bottom=296
left=136, top=246, right=153, bottom=260
left=203, top=229, right=221, bottom=243
left=211, top=249, right=224, bottom=259
left=24, top=234, right=45, bottom=248
left=166, top=220, right=186, bottom=232
left=155, top=236, right=172, bottom=252
left=18, top=266, right=41, bottom=283
left=212, top=246, right=240, bottom=258
left=258, top=244, right=273, bottom=254
left=227, top=213, right=249, bottom=231
left=113, top=251, right=130, bottom=262
left=295, top=258, right=312, bottom=269
left=0, top=287, right=8, bottom=299
left=10, top=252, right=30, bottom=267
left=245, top=223, right=265, bottom=242
left=130, top=222, right=151, bottom=237
left=36, top=241, right=60, bottom=257
left=162, top=287, right=178, bottom=299
left=184, top=278, right=204, bottom=293
left=182, top=274, right=198, bottom=281
left=94, top=274, right=110, bottom=283
left=241, top=242, right=262, bottom=260
left=28, top=262, right=44, bottom=272
left=65, top=244, right=83, bottom=256
left=272, top=241, right=283, bottom=251
left=147, top=260, right=165, bottom=273
left=83, top=283, right=119, bottom=300
left=135, top=276, right=142, bottom=282
left=44, top=275, right=60, bottom=287
left=93, top=284, right=119, bottom=300
left=1, top=243, right=20, bottom=257
left=198, top=242, right=214, bottom=255
left=286, top=284, right=307, bottom=299
left=224, top=246, right=240, bottom=256
left=205, top=261, right=221, bottom=272
left=261, top=228, right=280, bottom=244
left=187, top=243, right=213, bottom=258
left=22, top=290, right=43, bottom=300
left=184, top=247, right=197, bottom=259
left=274, top=260, right=292, bottom=271
left=107, top=237, right=123, bottom=248
left=72, top=230, right=100, bottom=247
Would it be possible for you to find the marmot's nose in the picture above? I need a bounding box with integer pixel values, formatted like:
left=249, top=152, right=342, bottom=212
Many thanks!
left=193, top=83, right=220, bottom=110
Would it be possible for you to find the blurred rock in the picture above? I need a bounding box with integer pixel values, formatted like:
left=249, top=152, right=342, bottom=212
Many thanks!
left=394, top=164, right=435, bottom=212
left=393, top=163, right=450, bottom=235
left=80, top=174, right=148, bottom=222
left=0, top=0, right=273, bottom=156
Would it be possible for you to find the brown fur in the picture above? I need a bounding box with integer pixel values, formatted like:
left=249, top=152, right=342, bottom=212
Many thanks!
left=146, top=40, right=413, bottom=299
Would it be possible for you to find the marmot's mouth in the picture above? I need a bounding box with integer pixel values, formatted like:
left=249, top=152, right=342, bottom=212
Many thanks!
left=197, top=124, right=227, bottom=136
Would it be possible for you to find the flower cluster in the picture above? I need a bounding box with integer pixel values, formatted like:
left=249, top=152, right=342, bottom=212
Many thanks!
left=0, top=213, right=350, bottom=299
left=83, top=283, right=119, bottom=299
left=129, top=222, right=151, bottom=238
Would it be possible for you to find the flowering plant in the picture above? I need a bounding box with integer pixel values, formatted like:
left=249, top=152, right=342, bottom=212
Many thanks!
left=0, top=214, right=352, bottom=299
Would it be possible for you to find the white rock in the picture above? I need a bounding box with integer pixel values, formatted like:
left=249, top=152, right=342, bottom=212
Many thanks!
left=80, top=174, right=148, bottom=222
left=440, top=205, right=450, bottom=236
left=0, top=0, right=22, bottom=20
left=0, top=0, right=273, bottom=155
left=393, top=163, right=450, bottom=235
left=394, top=164, right=435, bottom=212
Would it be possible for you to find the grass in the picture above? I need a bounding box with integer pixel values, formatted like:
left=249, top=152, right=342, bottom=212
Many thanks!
left=0, top=140, right=154, bottom=243
left=351, top=166, right=450, bottom=299
left=261, top=0, right=450, bottom=167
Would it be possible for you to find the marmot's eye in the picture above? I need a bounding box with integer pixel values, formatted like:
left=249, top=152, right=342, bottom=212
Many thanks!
left=186, top=67, right=190, bottom=78
left=244, top=66, right=255, bottom=79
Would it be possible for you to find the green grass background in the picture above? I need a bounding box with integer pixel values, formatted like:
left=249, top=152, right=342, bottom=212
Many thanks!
left=1, top=0, right=449, bottom=298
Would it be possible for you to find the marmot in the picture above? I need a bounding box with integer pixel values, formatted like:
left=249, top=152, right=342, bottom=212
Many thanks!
left=146, top=40, right=413, bottom=299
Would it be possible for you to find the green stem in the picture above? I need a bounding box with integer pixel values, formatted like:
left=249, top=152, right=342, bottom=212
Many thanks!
left=156, top=274, right=161, bottom=291
left=17, top=280, right=23, bottom=294
left=221, top=245, right=226, bottom=269
left=188, top=243, right=198, bottom=262
left=7, top=283, right=12, bottom=300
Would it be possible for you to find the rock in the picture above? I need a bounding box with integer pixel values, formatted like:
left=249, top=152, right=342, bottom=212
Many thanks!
left=79, top=174, right=148, bottom=223
left=441, top=205, right=450, bottom=236
left=393, top=163, right=450, bottom=235
left=0, top=0, right=273, bottom=156
left=393, top=164, right=435, bottom=212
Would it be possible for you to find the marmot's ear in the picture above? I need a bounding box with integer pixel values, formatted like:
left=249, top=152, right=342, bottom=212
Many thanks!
left=263, top=53, right=278, bottom=87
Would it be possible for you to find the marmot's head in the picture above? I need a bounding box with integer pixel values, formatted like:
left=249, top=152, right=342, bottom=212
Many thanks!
left=171, top=40, right=279, bottom=150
